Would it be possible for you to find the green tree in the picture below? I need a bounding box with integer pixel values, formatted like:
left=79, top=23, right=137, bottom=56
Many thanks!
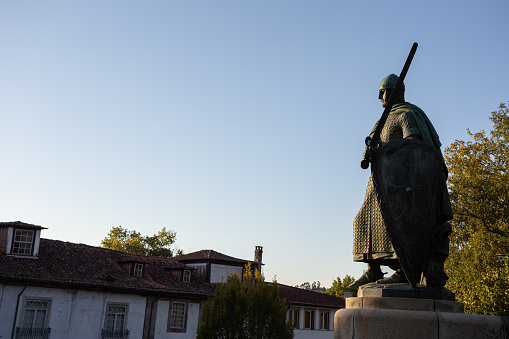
left=295, top=281, right=326, bottom=293
left=325, top=275, right=357, bottom=298
left=101, top=226, right=183, bottom=257
left=444, top=103, right=509, bottom=315
left=197, top=264, right=294, bottom=339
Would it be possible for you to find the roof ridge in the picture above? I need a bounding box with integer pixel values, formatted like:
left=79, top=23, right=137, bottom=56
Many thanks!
left=40, top=238, right=182, bottom=263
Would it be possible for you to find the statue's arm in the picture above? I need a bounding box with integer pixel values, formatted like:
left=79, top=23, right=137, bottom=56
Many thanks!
left=402, top=111, right=422, bottom=140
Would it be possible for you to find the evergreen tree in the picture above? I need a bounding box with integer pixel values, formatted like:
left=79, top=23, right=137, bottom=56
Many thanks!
left=197, top=264, right=294, bottom=339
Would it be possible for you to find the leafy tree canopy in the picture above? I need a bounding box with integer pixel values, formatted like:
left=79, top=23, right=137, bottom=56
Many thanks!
left=325, top=275, right=357, bottom=298
left=101, top=226, right=183, bottom=258
left=197, top=263, right=294, bottom=339
left=444, top=103, right=509, bottom=315
left=295, top=281, right=326, bottom=293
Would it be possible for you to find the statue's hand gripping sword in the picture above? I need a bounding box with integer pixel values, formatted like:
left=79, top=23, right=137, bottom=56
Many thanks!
left=360, top=42, right=418, bottom=169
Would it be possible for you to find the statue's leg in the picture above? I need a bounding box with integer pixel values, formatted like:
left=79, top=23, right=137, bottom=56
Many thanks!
left=348, top=261, right=385, bottom=288
left=422, top=222, right=451, bottom=287
left=375, top=269, right=408, bottom=284
left=375, top=260, right=408, bottom=284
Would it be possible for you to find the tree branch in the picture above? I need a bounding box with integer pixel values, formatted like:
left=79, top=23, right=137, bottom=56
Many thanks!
left=485, top=227, right=509, bottom=238
left=454, top=212, right=509, bottom=238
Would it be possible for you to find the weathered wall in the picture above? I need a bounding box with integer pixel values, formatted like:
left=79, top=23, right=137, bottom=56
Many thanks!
left=153, top=299, right=201, bottom=338
left=0, top=284, right=148, bottom=339
left=184, top=263, right=207, bottom=280
left=210, top=263, right=243, bottom=283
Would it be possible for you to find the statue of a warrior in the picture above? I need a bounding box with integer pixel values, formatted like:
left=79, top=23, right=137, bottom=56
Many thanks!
left=350, top=74, right=453, bottom=288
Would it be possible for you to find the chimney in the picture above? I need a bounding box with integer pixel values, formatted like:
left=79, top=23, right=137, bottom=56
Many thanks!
left=254, top=246, right=263, bottom=269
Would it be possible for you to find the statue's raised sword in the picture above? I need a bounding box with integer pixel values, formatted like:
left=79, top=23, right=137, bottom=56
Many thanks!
left=360, top=42, right=418, bottom=169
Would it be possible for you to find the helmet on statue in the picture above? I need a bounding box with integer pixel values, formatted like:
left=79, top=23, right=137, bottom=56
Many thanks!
left=378, top=74, right=405, bottom=102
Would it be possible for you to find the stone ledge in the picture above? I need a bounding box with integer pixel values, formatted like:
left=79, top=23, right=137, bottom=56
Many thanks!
left=346, top=296, right=464, bottom=313
left=358, top=282, right=455, bottom=300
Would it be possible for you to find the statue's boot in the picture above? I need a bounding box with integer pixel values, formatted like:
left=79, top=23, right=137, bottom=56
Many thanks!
left=376, top=269, right=408, bottom=284
left=348, top=269, right=384, bottom=288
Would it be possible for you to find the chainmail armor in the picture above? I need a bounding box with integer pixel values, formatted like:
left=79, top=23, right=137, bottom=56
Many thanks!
left=353, top=110, right=421, bottom=261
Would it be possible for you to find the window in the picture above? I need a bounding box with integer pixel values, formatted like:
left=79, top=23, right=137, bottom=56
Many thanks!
left=289, top=309, right=299, bottom=329
left=320, top=311, right=330, bottom=330
left=103, top=304, right=129, bottom=339
left=17, top=298, right=51, bottom=339
left=304, top=310, right=315, bottom=329
left=167, top=301, right=187, bottom=332
left=170, top=270, right=182, bottom=281
left=183, top=270, right=191, bottom=282
left=12, top=229, right=34, bottom=255
left=133, top=263, right=143, bottom=277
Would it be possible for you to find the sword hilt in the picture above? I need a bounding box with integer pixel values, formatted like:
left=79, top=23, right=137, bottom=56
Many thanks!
left=360, top=159, right=370, bottom=169
left=360, top=136, right=382, bottom=169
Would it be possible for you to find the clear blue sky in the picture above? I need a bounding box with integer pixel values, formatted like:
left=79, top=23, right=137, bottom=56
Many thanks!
left=1, top=1, right=508, bottom=287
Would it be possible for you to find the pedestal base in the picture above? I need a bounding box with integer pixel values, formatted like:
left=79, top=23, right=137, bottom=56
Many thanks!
left=358, top=282, right=456, bottom=300
left=335, top=295, right=508, bottom=339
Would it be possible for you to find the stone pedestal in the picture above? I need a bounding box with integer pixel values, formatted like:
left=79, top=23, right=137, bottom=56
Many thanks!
left=334, top=284, right=509, bottom=339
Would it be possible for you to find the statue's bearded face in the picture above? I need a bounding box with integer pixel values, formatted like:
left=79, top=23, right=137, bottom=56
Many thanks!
left=380, top=89, right=391, bottom=108
left=379, top=88, right=404, bottom=108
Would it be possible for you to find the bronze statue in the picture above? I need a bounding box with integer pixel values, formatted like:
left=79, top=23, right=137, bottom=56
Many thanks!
left=350, top=72, right=453, bottom=288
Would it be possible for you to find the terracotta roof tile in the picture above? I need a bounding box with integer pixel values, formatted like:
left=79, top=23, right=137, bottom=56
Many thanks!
left=175, top=249, right=252, bottom=264
left=0, top=239, right=214, bottom=298
left=276, top=284, right=345, bottom=309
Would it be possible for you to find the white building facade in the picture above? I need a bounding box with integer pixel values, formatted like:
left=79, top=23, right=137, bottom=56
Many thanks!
left=288, top=306, right=335, bottom=339
left=0, top=284, right=205, bottom=339
left=0, top=285, right=147, bottom=339
left=0, top=222, right=344, bottom=339
left=0, top=221, right=213, bottom=339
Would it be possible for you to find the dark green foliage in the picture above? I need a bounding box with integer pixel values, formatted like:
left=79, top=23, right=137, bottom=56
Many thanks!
left=197, top=271, right=294, bottom=339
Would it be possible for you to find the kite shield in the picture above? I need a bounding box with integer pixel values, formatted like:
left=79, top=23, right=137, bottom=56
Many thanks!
left=371, top=138, right=444, bottom=287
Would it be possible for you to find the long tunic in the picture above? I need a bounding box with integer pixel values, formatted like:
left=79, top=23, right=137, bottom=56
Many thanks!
left=352, top=102, right=451, bottom=262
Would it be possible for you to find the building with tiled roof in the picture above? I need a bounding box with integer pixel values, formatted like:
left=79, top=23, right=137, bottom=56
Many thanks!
left=0, top=238, right=214, bottom=297
left=278, top=284, right=345, bottom=309
left=175, top=247, right=263, bottom=284
left=0, top=222, right=344, bottom=339
left=274, top=284, right=344, bottom=338
left=0, top=221, right=213, bottom=339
